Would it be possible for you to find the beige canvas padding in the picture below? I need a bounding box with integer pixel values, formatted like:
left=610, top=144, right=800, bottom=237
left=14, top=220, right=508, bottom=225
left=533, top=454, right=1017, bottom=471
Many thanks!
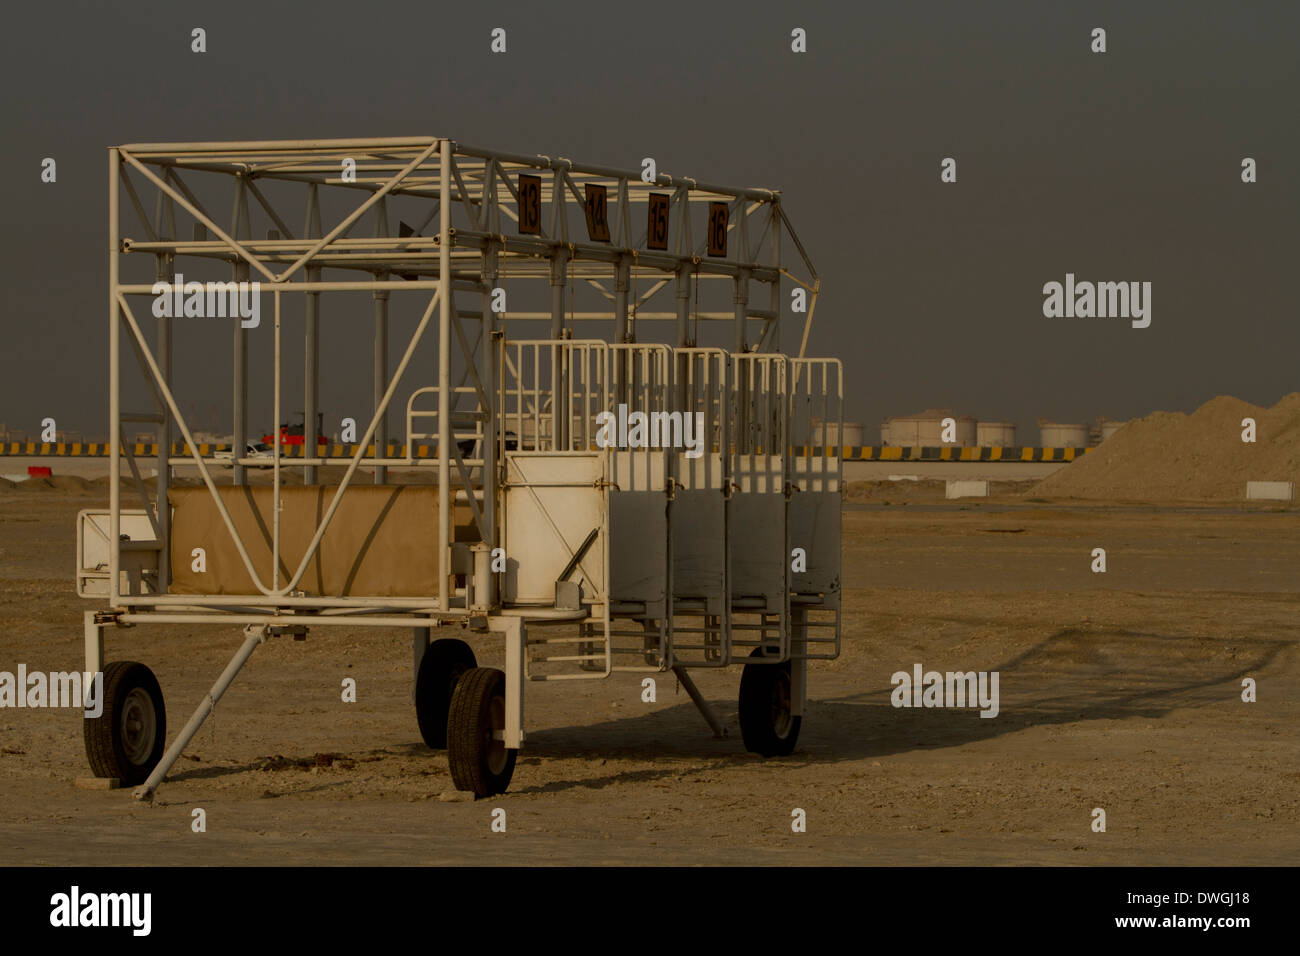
left=168, top=485, right=478, bottom=597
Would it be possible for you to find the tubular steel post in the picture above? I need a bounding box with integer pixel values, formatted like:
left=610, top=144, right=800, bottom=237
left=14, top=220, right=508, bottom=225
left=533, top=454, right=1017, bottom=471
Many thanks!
left=304, top=267, right=320, bottom=486
left=550, top=248, right=567, bottom=340
left=482, top=241, right=499, bottom=604
left=671, top=665, right=726, bottom=738
left=133, top=626, right=266, bottom=800
left=438, top=138, right=451, bottom=611
left=675, top=265, right=690, bottom=348
left=108, top=148, right=121, bottom=602
left=734, top=271, right=750, bottom=443
left=675, top=265, right=691, bottom=412
left=304, top=183, right=322, bottom=486
left=373, top=283, right=389, bottom=484
left=490, top=615, right=526, bottom=748
left=614, top=256, right=629, bottom=344
left=84, top=611, right=103, bottom=678
left=734, top=269, right=749, bottom=354
left=231, top=178, right=250, bottom=485
left=769, top=200, right=781, bottom=353
left=550, top=247, right=569, bottom=449
left=232, top=260, right=248, bottom=486
left=614, top=256, right=630, bottom=406
left=155, top=255, right=172, bottom=592
left=790, top=605, right=807, bottom=717
left=272, top=291, right=282, bottom=590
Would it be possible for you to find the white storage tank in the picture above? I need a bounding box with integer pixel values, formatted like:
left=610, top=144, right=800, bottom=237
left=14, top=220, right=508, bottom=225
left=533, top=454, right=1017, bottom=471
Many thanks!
left=806, top=416, right=856, bottom=447
left=976, top=422, right=1017, bottom=447
left=1040, top=423, right=1089, bottom=447
left=819, top=421, right=864, bottom=447
left=1099, top=419, right=1127, bottom=442
left=881, top=409, right=977, bottom=447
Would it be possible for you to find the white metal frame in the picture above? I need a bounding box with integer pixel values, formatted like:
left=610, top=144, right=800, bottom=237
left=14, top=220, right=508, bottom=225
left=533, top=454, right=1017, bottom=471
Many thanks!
left=90, top=136, right=833, bottom=796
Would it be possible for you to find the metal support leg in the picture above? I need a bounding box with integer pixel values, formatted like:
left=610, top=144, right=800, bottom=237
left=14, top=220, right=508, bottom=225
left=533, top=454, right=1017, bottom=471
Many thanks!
left=549, top=250, right=570, bottom=449
left=304, top=266, right=320, bottom=486
left=614, top=256, right=629, bottom=344
left=643, top=618, right=659, bottom=667
left=83, top=612, right=103, bottom=677
left=733, top=270, right=749, bottom=354
left=675, top=265, right=690, bottom=348
left=491, top=616, right=525, bottom=748
left=790, top=606, right=807, bottom=718
left=133, top=625, right=266, bottom=800
left=481, top=248, right=498, bottom=606
left=672, top=665, right=727, bottom=738
left=373, top=285, right=389, bottom=484
left=675, top=265, right=691, bottom=412
left=232, top=261, right=249, bottom=486
left=411, top=626, right=431, bottom=703
left=769, top=200, right=781, bottom=354
left=155, top=257, right=172, bottom=592
left=549, top=248, right=567, bottom=340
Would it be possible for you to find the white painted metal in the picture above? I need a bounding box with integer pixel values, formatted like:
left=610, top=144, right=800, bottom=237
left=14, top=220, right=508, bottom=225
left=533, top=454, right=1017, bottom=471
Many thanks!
left=1245, top=481, right=1293, bottom=501
left=946, top=480, right=990, bottom=499
left=87, top=135, right=836, bottom=793
left=77, top=509, right=161, bottom=598
left=133, top=625, right=266, bottom=801
left=665, top=348, right=731, bottom=668
left=490, top=615, right=526, bottom=748
left=84, top=612, right=103, bottom=679
left=729, top=353, right=790, bottom=663
left=787, top=358, right=843, bottom=661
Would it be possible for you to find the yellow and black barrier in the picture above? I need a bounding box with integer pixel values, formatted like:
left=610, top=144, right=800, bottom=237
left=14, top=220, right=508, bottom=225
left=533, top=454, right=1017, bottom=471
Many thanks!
left=1, top=442, right=437, bottom=458
left=2, top=442, right=232, bottom=457
left=830, top=446, right=1091, bottom=462
left=3, top=442, right=1092, bottom=461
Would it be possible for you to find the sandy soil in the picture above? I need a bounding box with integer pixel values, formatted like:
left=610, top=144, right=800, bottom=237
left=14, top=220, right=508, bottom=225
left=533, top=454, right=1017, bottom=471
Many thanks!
left=0, top=487, right=1296, bottom=865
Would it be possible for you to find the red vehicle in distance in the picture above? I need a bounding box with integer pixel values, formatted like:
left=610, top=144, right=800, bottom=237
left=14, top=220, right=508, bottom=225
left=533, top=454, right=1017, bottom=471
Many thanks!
left=262, top=412, right=328, bottom=448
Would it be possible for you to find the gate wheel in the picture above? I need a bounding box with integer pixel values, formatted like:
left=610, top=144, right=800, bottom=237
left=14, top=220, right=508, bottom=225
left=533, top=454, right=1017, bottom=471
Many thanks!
left=447, top=668, right=516, bottom=797
left=415, top=638, right=477, bottom=749
left=84, top=661, right=167, bottom=786
left=738, top=648, right=801, bottom=757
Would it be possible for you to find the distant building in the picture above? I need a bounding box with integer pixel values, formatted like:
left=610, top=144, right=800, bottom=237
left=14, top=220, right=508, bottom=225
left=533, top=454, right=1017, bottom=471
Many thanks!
left=976, top=422, right=1017, bottom=447
left=880, top=409, right=977, bottom=447
left=1038, top=422, right=1089, bottom=447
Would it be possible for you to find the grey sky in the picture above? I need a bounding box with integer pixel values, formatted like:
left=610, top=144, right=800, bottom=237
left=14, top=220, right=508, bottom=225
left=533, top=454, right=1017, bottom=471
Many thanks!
left=2, top=0, right=1296, bottom=442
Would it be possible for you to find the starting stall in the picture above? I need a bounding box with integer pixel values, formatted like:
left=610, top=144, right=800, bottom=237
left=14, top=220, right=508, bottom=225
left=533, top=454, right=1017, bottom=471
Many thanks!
left=79, top=137, right=842, bottom=797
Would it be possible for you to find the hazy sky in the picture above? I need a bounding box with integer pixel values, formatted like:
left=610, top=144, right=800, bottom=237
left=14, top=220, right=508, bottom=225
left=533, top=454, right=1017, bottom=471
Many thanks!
left=2, top=0, right=1296, bottom=442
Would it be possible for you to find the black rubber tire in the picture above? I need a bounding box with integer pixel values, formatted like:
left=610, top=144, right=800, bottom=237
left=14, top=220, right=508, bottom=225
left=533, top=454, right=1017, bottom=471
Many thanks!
left=738, top=647, right=801, bottom=757
left=415, top=638, right=477, bottom=749
left=447, top=667, right=516, bottom=797
left=83, top=661, right=167, bottom=786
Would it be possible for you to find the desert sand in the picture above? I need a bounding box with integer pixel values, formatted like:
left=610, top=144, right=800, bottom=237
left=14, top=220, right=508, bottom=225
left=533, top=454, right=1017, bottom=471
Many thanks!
left=1, top=482, right=1295, bottom=865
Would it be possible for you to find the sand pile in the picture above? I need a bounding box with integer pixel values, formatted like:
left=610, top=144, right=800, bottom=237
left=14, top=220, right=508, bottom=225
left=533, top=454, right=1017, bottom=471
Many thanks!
left=1031, top=393, right=1300, bottom=502
left=0, top=475, right=97, bottom=493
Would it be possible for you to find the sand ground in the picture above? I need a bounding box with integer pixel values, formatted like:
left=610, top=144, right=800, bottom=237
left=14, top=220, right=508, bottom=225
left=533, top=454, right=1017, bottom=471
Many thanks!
left=0, top=486, right=1296, bottom=865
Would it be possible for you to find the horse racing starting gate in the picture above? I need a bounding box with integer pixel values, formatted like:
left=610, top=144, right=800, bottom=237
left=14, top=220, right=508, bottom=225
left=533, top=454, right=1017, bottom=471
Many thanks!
left=79, top=136, right=842, bottom=797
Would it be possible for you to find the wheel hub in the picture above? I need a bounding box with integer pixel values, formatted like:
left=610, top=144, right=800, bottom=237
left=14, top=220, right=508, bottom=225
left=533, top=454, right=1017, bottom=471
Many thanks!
left=120, top=688, right=157, bottom=764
